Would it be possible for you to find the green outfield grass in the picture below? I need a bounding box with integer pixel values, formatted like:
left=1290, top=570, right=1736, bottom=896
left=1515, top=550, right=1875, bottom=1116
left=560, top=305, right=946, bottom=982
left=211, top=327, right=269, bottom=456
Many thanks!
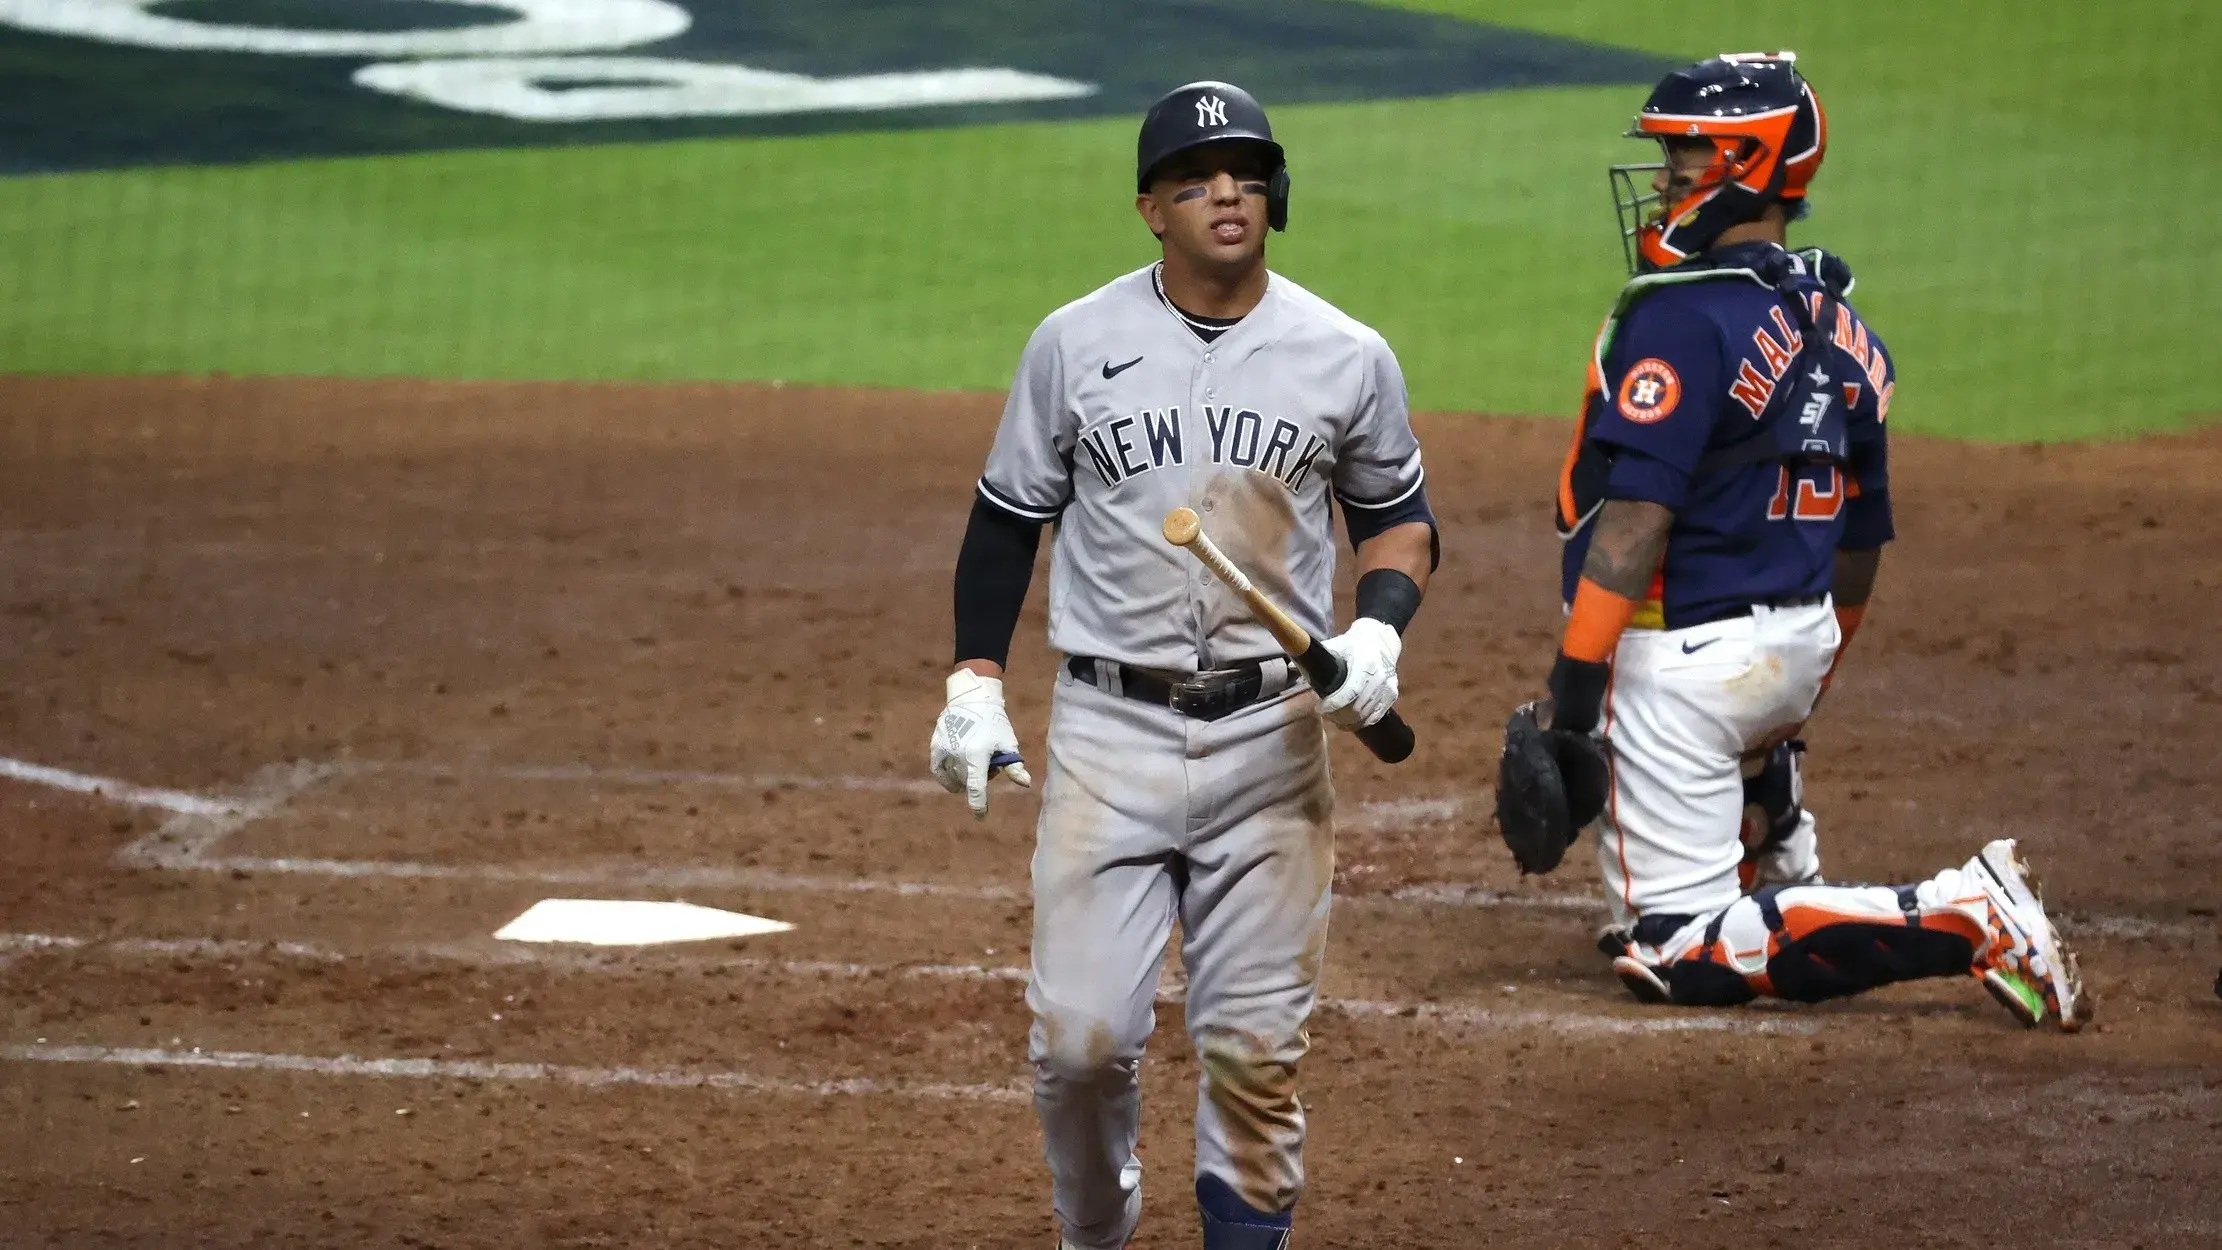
left=0, top=1, right=2214, bottom=440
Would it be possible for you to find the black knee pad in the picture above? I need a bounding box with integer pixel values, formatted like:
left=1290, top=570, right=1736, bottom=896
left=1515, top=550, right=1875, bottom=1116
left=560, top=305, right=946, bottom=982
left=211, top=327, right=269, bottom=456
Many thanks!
left=1634, top=913, right=1759, bottom=1007
left=1764, top=921, right=1977, bottom=1003
left=1664, top=958, right=1760, bottom=1007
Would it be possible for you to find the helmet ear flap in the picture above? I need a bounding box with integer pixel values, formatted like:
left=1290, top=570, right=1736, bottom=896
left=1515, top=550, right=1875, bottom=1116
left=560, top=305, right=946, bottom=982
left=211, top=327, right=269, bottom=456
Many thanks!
left=1266, top=165, right=1291, bottom=231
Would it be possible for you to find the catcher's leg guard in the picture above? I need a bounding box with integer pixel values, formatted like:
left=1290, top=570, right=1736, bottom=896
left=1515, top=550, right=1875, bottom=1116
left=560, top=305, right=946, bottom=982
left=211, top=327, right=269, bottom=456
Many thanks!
left=1625, top=883, right=1986, bottom=1007
left=1752, top=884, right=1977, bottom=1002
left=1197, top=1176, right=1292, bottom=1250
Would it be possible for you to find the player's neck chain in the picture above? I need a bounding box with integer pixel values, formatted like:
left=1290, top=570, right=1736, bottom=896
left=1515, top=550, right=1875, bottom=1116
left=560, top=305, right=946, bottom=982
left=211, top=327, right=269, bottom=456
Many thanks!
left=1152, top=263, right=1246, bottom=345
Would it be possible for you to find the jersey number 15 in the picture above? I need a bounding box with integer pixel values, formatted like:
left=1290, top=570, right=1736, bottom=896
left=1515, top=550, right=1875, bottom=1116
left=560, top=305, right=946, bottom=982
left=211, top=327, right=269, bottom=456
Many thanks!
left=1767, top=464, right=1844, bottom=523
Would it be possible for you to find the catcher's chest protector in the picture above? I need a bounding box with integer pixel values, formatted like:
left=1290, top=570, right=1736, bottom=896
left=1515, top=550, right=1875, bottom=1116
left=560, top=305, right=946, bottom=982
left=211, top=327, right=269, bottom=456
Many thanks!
left=1559, top=247, right=1853, bottom=543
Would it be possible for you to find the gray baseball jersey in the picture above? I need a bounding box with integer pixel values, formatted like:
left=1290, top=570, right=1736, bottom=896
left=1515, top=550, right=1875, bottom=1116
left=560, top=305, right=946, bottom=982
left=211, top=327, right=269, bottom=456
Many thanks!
left=976, top=263, right=1425, bottom=670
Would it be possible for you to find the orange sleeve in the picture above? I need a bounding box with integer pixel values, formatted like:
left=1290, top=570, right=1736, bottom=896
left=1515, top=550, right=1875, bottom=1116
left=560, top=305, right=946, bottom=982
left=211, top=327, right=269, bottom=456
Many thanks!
left=1561, top=578, right=1639, bottom=663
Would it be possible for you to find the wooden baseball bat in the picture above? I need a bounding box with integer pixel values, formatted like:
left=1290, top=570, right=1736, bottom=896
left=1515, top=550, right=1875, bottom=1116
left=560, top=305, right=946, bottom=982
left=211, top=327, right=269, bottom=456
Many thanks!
left=1161, top=507, right=1416, bottom=764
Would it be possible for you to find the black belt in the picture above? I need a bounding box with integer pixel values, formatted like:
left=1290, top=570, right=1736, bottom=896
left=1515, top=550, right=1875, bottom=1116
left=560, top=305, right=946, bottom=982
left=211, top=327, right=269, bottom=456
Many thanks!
left=1682, top=594, right=1830, bottom=629
left=1066, top=656, right=1288, bottom=722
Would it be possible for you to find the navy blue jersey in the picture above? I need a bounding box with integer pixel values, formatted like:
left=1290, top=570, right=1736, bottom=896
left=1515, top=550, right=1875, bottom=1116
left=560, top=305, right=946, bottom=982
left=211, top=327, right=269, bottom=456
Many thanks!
left=1558, top=244, right=1894, bottom=627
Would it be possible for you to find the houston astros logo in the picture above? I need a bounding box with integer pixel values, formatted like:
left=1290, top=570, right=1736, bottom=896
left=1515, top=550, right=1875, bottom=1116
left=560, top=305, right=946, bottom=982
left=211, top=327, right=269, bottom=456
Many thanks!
left=1195, top=95, right=1228, bottom=127
left=1616, top=358, right=1682, bottom=424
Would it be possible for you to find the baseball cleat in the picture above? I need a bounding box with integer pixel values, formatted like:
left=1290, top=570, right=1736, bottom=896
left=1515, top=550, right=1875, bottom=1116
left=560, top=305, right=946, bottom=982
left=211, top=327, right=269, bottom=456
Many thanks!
left=1971, top=839, right=2091, bottom=1032
left=1612, top=954, right=1673, bottom=1005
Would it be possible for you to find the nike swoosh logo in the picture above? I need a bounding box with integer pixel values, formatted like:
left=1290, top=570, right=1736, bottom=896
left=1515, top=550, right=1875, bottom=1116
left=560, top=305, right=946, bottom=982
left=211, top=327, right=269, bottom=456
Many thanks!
left=1102, top=356, right=1143, bottom=379
left=1681, top=638, right=1721, bottom=654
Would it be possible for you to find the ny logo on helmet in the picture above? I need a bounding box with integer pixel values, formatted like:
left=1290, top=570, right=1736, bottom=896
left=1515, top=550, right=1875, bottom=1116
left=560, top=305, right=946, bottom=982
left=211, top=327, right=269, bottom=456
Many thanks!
left=1195, top=95, right=1228, bottom=127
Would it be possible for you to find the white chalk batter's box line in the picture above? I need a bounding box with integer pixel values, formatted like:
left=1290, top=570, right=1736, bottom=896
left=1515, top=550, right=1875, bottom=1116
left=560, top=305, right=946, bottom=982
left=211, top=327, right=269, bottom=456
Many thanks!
left=84, top=755, right=1607, bottom=912
left=0, top=928, right=1812, bottom=1107
left=0, top=757, right=2178, bottom=1106
left=3, top=753, right=2203, bottom=938
left=0, top=1043, right=1032, bottom=1105
left=0, top=930, right=1814, bottom=1039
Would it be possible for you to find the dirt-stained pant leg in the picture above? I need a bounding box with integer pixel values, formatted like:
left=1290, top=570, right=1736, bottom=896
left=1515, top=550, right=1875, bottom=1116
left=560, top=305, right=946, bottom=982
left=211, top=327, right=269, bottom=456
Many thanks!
left=1028, top=670, right=1186, bottom=1250
left=1180, top=685, right=1335, bottom=1219
left=1596, top=601, right=1839, bottom=925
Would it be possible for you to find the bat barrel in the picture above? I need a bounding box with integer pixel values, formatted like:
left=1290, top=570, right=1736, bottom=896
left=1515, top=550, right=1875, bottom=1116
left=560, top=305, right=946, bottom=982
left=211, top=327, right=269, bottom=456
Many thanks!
left=1162, top=507, right=1202, bottom=547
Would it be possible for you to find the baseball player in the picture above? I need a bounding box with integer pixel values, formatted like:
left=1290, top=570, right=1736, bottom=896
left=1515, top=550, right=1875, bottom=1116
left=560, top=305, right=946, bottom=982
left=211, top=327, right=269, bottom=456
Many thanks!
left=1497, top=52, right=2090, bottom=1029
left=928, top=81, right=1437, bottom=1250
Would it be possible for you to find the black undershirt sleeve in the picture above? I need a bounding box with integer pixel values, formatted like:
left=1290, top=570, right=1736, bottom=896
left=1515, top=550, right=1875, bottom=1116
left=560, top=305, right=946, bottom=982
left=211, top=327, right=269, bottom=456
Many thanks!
left=1339, top=481, right=1440, bottom=570
left=953, top=494, right=1046, bottom=667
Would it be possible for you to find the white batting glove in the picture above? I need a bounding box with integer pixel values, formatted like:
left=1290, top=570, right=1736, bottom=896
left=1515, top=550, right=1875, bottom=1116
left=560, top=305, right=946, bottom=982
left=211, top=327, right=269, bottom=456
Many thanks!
left=929, top=669, right=1033, bottom=819
left=1315, top=618, right=1402, bottom=729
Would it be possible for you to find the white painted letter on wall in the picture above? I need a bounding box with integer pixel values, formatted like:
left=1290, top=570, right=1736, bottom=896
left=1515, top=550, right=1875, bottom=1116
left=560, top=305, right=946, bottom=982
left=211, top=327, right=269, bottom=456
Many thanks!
left=0, top=0, right=690, bottom=56
left=354, top=57, right=1097, bottom=121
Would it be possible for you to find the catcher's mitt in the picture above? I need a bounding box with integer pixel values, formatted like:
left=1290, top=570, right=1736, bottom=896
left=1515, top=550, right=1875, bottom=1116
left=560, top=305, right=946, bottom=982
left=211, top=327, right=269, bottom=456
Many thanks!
left=1495, top=701, right=1609, bottom=875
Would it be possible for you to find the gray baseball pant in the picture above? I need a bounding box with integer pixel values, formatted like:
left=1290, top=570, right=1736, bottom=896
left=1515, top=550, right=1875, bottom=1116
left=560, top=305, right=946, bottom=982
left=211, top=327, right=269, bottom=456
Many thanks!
left=1026, top=662, right=1335, bottom=1249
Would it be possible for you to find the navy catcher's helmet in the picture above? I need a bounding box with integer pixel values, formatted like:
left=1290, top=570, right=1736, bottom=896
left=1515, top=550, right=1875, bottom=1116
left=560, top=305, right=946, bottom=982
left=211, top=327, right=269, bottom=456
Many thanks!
left=1136, top=81, right=1290, bottom=231
left=1612, top=51, right=1827, bottom=271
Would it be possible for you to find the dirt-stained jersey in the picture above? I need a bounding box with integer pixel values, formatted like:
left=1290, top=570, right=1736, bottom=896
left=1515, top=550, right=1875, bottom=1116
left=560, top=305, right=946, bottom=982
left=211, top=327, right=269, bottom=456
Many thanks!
left=978, top=264, right=1427, bottom=669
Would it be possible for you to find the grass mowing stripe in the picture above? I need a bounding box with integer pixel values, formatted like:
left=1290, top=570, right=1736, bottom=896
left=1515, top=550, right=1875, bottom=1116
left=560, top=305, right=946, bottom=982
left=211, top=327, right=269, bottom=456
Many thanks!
left=0, top=1, right=2214, bottom=439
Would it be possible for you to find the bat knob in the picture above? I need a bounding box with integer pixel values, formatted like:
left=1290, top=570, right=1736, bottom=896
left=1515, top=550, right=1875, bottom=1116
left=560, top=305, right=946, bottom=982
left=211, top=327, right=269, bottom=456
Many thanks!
left=1162, top=507, right=1201, bottom=547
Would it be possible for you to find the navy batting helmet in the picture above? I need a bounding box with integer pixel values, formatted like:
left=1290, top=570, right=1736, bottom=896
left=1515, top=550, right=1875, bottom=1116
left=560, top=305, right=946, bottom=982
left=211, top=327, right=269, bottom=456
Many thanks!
left=1136, top=81, right=1290, bottom=231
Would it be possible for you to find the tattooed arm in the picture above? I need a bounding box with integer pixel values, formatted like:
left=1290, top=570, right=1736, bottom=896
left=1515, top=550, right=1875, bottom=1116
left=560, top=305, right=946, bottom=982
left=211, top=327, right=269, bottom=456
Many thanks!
left=1579, top=501, right=1674, bottom=599
left=1544, top=500, right=1676, bottom=734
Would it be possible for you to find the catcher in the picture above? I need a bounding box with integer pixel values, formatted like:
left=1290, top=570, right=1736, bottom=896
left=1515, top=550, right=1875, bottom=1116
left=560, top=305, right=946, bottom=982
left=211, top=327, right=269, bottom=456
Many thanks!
left=1496, top=52, right=2089, bottom=1029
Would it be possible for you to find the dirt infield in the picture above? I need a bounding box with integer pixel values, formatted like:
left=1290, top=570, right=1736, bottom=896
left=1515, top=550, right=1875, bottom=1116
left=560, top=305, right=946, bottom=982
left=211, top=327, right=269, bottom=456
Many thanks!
left=2, top=376, right=2218, bottom=1248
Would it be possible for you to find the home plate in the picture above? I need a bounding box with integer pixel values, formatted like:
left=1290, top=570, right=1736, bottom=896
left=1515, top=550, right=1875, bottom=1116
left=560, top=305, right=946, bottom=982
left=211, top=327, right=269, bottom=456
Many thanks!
left=493, top=899, right=793, bottom=946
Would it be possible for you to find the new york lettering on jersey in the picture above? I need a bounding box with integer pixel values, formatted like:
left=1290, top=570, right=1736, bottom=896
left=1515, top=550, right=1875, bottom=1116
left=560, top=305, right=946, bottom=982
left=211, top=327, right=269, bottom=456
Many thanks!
left=1072, top=404, right=1328, bottom=493
left=1556, top=244, right=1895, bottom=628
left=973, top=263, right=1425, bottom=670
